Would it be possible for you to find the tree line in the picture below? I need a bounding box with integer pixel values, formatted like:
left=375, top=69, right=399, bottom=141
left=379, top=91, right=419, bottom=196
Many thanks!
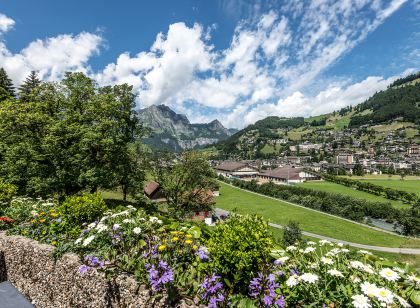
left=322, top=174, right=418, bottom=204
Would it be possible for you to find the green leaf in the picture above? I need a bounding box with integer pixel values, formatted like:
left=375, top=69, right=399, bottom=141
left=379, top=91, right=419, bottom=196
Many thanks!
left=410, top=290, right=420, bottom=305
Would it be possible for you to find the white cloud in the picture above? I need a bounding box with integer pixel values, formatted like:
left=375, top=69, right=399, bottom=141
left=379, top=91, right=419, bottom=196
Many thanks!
left=0, top=31, right=103, bottom=84
left=0, top=13, right=15, bottom=33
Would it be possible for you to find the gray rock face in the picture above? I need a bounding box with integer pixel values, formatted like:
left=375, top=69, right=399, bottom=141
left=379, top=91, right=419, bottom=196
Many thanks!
left=138, top=105, right=236, bottom=151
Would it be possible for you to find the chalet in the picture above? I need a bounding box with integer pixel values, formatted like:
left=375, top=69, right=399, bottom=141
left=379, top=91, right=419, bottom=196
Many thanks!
left=407, top=145, right=419, bottom=157
left=143, top=181, right=166, bottom=202
left=257, top=166, right=321, bottom=184
left=214, top=161, right=259, bottom=178
left=336, top=154, right=354, bottom=165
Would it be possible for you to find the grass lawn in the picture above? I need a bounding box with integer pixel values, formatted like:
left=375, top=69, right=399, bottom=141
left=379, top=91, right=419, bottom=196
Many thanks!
left=215, top=182, right=420, bottom=248
left=359, top=179, right=420, bottom=197
left=298, top=181, right=410, bottom=209
left=341, top=174, right=419, bottom=180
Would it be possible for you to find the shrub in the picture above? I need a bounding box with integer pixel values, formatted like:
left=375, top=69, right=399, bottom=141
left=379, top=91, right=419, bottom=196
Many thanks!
left=60, top=193, right=108, bottom=226
left=283, top=220, right=302, bottom=247
left=0, top=178, right=17, bottom=207
left=204, top=214, right=274, bottom=294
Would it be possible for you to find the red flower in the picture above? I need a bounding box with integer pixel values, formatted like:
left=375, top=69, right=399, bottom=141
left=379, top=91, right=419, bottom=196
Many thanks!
left=0, top=216, right=15, bottom=223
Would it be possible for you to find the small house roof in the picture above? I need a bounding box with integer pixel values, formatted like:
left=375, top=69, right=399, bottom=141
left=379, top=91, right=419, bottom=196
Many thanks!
left=214, top=161, right=256, bottom=172
left=144, top=180, right=160, bottom=196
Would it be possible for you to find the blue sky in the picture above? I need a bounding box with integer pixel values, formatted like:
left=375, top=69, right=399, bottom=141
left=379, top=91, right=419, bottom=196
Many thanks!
left=0, top=0, right=419, bottom=128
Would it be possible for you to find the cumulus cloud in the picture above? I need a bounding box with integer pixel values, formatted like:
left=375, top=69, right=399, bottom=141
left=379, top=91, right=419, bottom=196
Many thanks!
left=0, top=2, right=410, bottom=127
left=0, top=18, right=103, bottom=84
left=0, top=13, right=15, bottom=33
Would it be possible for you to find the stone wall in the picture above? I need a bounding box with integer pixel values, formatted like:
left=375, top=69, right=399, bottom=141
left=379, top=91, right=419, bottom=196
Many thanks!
left=0, top=232, right=198, bottom=308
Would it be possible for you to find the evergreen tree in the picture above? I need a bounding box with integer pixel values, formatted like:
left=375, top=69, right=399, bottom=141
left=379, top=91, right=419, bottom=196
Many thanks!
left=0, top=68, right=15, bottom=101
left=18, top=71, right=41, bottom=100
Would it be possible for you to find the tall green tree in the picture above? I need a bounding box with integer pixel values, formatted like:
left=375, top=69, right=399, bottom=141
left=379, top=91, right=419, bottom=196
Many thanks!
left=0, top=72, right=144, bottom=197
left=18, top=71, right=41, bottom=101
left=154, top=151, right=216, bottom=218
left=0, top=68, right=15, bottom=101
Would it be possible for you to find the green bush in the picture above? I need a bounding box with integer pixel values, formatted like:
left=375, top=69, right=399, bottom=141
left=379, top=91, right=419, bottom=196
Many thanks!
left=60, top=193, right=108, bottom=226
left=204, top=214, right=274, bottom=294
left=0, top=178, right=17, bottom=206
left=283, top=220, right=302, bottom=247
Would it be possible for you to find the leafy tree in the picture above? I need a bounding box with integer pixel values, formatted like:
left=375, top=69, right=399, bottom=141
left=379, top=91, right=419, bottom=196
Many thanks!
left=154, top=151, right=216, bottom=218
left=18, top=71, right=41, bottom=101
left=0, top=72, right=143, bottom=197
left=0, top=68, right=15, bottom=101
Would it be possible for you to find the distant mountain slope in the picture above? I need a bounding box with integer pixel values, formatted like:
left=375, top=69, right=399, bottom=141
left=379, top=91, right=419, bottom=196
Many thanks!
left=214, top=72, right=420, bottom=157
left=138, top=105, right=236, bottom=151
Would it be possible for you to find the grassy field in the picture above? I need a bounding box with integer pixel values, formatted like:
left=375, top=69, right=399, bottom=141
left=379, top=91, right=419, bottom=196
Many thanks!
left=215, top=182, right=420, bottom=248
left=341, top=174, right=419, bottom=180
left=359, top=180, right=420, bottom=197
left=298, top=181, right=410, bottom=209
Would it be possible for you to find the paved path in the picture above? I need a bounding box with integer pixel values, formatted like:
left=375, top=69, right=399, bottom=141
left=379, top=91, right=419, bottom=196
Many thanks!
left=215, top=183, right=420, bottom=255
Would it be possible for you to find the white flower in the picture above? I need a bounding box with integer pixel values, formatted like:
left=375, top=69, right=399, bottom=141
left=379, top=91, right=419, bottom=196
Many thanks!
left=100, top=216, right=109, bottom=222
left=396, top=295, right=411, bottom=308
left=307, top=241, right=316, bottom=245
left=113, top=224, right=120, bottom=230
left=327, top=269, right=343, bottom=277
left=111, top=210, right=129, bottom=218
left=358, top=250, right=372, bottom=255
left=321, top=257, right=334, bottom=265
left=375, top=287, right=394, bottom=304
left=351, top=275, right=361, bottom=283
left=350, top=261, right=365, bottom=270
left=360, top=282, right=378, bottom=298
left=330, top=248, right=341, bottom=255
left=299, top=273, right=318, bottom=284
left=31, top=210, right=38, bottom=217
left=122, top=219, right=134, bottom=224
left=362, top=264, right=375, bottom=274
left=379, top=268, right=400, bottom=281
left=341, top=248, right=350, bottom=253
left=126, top=205, right=136, bottom=210
left=275, top=256, right=289, bottom=264
left=83, top=235, right=95, bottom=246
left=309, top=262, right=318, bottom=269
left=337, top=242, right=344, bottom=247
left=96, top=224, right=108, bottom=233
left=407, top=274, right=420, bottom=286
left=303, top=247, right=316, bottom=254
left=87, top=222, right=96, bottom=229
left=352, top=294, right=371, bottom=308
left=75, top=238, right=82, bottom=245
left=286, top=275, right=299, bottom=287
left=319, top=239, right=331, bottom=246
left=286, top=245, right=297, bottom=252
left=157, top=219, right=163, bottom=224
left=133, top=227, right=142, bottom=234
left=149, top=216, right=159, bottom=223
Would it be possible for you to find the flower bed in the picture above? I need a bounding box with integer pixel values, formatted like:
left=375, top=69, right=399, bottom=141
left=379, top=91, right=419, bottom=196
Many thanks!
left=1, top=195, right=419, bottom=307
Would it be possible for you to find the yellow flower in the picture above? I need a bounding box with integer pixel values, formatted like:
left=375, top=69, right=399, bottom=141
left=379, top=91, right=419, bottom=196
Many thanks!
left=172, top=237, right=179, bottom=242
left=51, top=241, right=57, bottom=246
left=192, top=245, right=198, bottom=250
left=178, top=231, right=184, bottom=235
left=158, top=245, right=166, bottom=251
left=170, top=231, right=178, bottom=235
left=185, top=239, right=193, bottom=245
left=186, top=234, right=193, bottom=239
left=50, top=213, right=59, bottom=218
left=39, top=219, right=46, bottom=223
left=31, top=220, right=36, bottom=224
left=40, top=212, right=46, bottom=216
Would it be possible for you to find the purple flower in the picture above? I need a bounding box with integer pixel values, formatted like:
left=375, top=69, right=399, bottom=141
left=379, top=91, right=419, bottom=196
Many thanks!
left=199, top=274, right=225, bottom=308
left=146, top=260, right=174, bottom=292
left=249, top=272, right=284, bottom=307
left=78, top=265, right=90, bottom=275
left=84, top=255, right=105, bottom=269
left=196, top=246, right=209, bottom=261
left=290, top=268, right=299, bottom=276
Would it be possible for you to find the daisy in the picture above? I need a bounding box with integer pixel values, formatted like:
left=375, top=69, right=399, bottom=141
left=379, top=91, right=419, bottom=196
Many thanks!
left=351, top=294, right=371, bottom=308
left=327, top=269, right=343, bottom=277
left=321, top=257, right=334, bottom=265
left=396, top=295, right=411, bottom=308
left=286, top=275, right=299, bottom=287
left=303, top=247, right=316, bottom=254
left=379, top=268, right=400, bottom=282
left=375, top=287, right=394, bottom=304
left=307, top=241, right=316, bottom=245
left=122, top=219, right=134, bottom=224
left=133, top=227, right=141, bottom=234
left=319, top=239, right=331, bottom=246
left=83, top=235, right=95, bottom=246
left=286, top=245, right=297, bottom=252
left=96, top=224, right=108, bottom=233
left=360, top=282, right=378, bottom=298
left=299, top=273, right=318, bottom=284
